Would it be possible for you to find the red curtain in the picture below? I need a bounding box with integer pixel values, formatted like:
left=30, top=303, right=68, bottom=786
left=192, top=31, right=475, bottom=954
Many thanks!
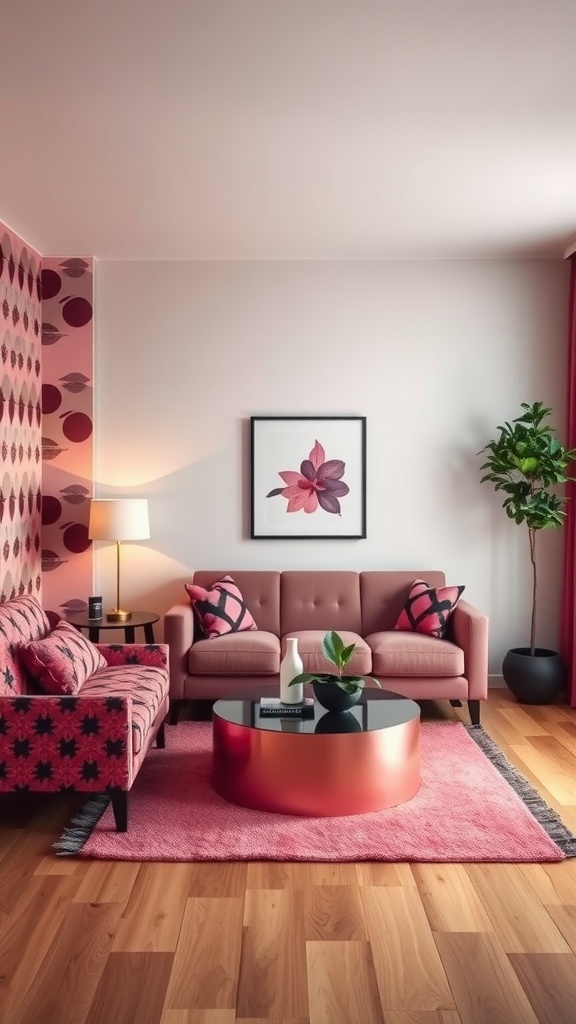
left=561, top=255, right=576, bottom=705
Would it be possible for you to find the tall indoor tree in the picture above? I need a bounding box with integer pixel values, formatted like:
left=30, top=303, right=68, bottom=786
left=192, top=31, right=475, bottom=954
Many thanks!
left=479, top=401, right=576, bottom=702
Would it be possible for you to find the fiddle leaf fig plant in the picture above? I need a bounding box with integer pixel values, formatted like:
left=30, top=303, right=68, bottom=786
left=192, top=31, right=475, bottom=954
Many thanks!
left=478, top=401, right=576, bottom=655
left=289, top=630, right=380, bottom=694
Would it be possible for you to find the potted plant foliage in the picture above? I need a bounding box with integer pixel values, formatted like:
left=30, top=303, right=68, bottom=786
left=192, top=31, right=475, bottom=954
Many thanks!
left=478, top=401, right=576, bottom=703
left=289, top=630, right=380, bottom=711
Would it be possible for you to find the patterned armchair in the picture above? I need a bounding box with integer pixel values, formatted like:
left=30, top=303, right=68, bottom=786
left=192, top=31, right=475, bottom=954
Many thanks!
left=0, top=594, right=169, bottom=831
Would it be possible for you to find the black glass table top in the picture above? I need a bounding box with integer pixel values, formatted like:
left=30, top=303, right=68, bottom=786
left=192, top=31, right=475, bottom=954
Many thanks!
left=213, top=689, right=420, bottom=735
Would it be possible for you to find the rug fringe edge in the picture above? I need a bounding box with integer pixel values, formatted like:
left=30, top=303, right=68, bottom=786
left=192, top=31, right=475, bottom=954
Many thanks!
left=53, top=793, right=110, bottom=856
left=466, top=724, right=576, bottom=857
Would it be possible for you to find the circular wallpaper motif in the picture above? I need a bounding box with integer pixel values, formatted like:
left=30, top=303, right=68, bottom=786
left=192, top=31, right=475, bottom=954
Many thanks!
left=60, top=296, right=93, bottom=328
left=41, top=268, right=62, bottom=300
left=41, top=383, right=62, bottom=414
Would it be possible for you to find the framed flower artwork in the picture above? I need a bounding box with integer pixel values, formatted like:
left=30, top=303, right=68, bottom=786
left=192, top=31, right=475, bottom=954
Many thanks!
left=250, top=416, right=366, bottom=539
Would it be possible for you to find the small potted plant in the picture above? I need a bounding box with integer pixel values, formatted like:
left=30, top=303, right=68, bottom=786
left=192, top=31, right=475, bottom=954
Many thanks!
left=478, top=401, right=576, bottom=703
left=289, top=630, right=380, bottom=711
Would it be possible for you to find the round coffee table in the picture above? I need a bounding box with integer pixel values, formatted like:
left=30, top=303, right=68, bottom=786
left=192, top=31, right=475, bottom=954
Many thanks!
left=212, top=689, right=420, bottom=816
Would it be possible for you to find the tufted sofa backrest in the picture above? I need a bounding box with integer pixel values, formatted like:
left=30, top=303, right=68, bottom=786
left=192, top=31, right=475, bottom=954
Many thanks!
left=360, top=570, right=447, bottom=635
left=190, top=571, right=281, bottom=636
left=188, top=570, right=451, bottom=640
left=280, top=571, right=362, bottom=635
left=0, top=594, right=51, bottom=695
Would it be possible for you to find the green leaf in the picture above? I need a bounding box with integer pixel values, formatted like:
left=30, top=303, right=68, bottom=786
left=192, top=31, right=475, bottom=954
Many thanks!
left=335, top=678, right=365, bottom=694
left=322, top=632, right=338, bottom=667
left=340, top=643, right=356, bottom=669
left=322, top=630, right=355, bottom=674
left=288, top=673, right=318, bottom=686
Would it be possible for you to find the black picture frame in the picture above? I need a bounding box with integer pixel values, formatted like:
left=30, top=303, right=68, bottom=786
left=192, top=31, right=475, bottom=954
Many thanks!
left=250, top=415, right=366, bottom=539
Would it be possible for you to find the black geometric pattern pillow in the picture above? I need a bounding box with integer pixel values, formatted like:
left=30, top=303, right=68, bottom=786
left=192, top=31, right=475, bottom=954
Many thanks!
left=185, top=575, right=258, bottom=639
left=393, top=579, right=465, bottom=639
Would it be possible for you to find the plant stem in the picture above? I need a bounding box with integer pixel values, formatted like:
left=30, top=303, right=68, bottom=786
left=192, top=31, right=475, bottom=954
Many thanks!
left=529, top=527, right=537, bottom=656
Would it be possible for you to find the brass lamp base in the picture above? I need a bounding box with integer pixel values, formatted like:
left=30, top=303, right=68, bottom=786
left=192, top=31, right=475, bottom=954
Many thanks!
left=106, top=609, right=132, bottom=623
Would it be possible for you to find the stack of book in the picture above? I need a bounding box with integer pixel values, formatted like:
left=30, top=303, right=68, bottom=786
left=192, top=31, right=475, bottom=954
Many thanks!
left=259, top=697, right=315, bottom=717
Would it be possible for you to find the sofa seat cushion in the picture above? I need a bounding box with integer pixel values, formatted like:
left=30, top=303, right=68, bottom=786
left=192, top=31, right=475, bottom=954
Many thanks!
left=188, top=631, right=280, bottom=676
left=285, top=631, right=372, bottom=675
left=81, top=665, right=168, bottom=755
left=366, top=631, right=465, bottom=678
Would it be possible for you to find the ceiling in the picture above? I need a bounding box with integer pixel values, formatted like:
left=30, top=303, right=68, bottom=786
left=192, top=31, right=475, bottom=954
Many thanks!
left=2, top=0, right=576, bottom=260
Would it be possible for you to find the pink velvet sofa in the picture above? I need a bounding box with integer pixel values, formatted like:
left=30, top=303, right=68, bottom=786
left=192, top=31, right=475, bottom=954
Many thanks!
left=164, top=570, right=489, bottom=724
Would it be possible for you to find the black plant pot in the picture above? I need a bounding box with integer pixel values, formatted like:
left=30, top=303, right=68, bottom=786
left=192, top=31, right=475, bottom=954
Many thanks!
left=314, top=710, right=363, bottom=734
left=502, top=647, right=567, bottom=705
left=312, top=680, right=362, bottom=712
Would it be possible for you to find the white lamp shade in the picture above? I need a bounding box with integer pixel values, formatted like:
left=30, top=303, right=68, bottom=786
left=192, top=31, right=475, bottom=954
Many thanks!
left=89, top=499, right=150, bottom=541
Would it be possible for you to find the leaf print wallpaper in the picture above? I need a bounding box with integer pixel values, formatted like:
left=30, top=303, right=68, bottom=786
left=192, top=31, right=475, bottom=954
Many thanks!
left=41, top=257, right=94, bottom=620
left=0, top=221, right=42, bottom=602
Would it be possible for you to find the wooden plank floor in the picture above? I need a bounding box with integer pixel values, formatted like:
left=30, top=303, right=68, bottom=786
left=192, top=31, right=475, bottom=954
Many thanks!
left=1, top=689, right=576, bottom=1024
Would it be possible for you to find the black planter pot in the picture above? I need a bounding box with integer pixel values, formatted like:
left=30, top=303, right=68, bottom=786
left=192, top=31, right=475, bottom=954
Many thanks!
left=314, top=710, right=363, bottom=734
left=312, top=680, right=362, bottom=712
left=502, top=647, right=567, bottom=704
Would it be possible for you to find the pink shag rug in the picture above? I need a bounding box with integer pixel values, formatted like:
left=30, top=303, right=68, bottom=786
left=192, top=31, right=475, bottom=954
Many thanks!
left=56, top=721, right=576, bottom=862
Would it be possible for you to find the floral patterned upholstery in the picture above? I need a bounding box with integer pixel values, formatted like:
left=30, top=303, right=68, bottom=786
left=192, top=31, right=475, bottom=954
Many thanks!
left=0, top=596, right=169, bottom=826
left=0, top=695, right=133, bottom=791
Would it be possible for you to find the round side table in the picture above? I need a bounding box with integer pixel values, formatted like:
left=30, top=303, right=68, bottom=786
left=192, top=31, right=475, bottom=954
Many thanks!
left=66, top=611, right=160, bottom=644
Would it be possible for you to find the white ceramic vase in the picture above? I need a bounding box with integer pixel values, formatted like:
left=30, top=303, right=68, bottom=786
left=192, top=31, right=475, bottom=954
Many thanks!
left=280, top=637, right=304, bottom=704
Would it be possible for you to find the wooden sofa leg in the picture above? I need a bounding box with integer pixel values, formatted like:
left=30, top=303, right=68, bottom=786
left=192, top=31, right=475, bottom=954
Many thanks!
left=169, top=700, right=184, bottom=725
left=110, top=790, right=128, bottom=832
left=449, top=699, right=462, bottom=708
left=468, top=700, right=480, bottom=726
left=156, top=720, right=166, bottom=748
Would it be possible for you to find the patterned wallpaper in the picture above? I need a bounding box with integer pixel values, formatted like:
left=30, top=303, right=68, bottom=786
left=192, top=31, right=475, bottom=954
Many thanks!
left=41, top=258, right=94, bottom=620
left=0, top=222, right=43, bottom=603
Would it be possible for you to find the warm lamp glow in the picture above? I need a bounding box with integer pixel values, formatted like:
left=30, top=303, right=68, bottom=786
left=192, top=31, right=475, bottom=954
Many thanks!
left=88, top=499, right=150, bottom=621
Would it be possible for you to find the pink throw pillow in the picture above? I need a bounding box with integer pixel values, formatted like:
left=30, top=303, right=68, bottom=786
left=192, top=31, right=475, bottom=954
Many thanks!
left=19, top=619, right=107, bottom=695
left=185, top=575, right=258, bottom=639
left=394, top=579, right=464, bottom=639
left=0, top=594, right=51, bottom=696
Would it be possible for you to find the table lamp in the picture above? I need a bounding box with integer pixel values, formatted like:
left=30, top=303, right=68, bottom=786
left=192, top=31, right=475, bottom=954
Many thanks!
left=88, top=498, right=150, bottom=622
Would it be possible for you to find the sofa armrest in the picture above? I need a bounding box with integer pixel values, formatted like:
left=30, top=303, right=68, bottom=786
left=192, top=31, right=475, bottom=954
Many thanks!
left=0, top=694, right=132, bottom=791
left=450, top=600, right=489, bottom=700
left=164, top=601, right=195, bottom=700
left=96, top=643, right=169, bottom=669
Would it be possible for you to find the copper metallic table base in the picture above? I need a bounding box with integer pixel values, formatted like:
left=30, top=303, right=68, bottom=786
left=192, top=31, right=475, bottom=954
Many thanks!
left=212, top=706, right=421, bottom=816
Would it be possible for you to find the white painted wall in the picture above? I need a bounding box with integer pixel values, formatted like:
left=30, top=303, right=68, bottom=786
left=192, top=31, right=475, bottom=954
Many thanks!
left=93, top=259, right=570, bottom=671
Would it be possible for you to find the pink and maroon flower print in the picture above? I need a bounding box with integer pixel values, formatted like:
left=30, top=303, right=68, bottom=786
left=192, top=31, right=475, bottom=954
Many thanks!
left=266, top=440, right=350, bottom=515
